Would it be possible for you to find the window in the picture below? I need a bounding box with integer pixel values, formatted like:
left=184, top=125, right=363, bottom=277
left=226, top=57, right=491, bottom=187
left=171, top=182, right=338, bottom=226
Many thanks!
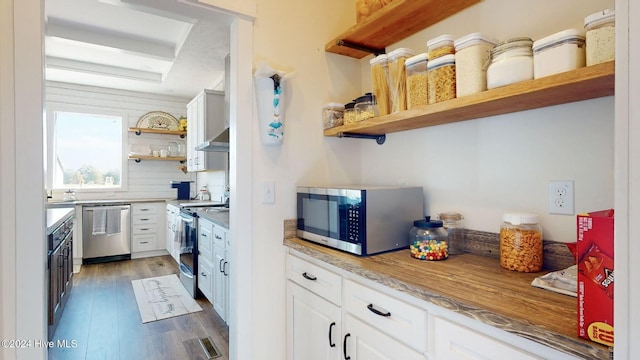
left=49, top=109, right=126, bottom=190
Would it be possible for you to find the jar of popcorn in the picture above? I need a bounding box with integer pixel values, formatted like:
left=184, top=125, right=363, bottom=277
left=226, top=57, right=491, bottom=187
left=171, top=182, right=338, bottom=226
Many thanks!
left=500, top=213, right=543, bottom=272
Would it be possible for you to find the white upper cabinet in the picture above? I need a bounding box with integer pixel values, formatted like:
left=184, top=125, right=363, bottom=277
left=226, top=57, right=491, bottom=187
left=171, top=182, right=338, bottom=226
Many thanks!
left=186, top=89, right=227, bottom=172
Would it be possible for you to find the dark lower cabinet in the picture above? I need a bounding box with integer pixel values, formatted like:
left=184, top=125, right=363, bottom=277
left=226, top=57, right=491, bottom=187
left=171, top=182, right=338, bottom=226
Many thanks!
left=49, top=233, right=73, bottom=339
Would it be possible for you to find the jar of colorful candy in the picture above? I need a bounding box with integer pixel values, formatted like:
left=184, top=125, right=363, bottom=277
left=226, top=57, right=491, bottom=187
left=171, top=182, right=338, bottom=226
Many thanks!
left=409, top=216, right=449, bottom=260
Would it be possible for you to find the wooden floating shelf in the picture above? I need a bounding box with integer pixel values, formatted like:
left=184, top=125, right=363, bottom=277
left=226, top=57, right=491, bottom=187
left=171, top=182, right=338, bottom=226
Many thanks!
left=325, top=0, right=481, bottom=59
left=324, top=61, right=615, bottom=137
left=128, top=155, right=187, bottom=163
left=128, top=127, right=186, bottom=137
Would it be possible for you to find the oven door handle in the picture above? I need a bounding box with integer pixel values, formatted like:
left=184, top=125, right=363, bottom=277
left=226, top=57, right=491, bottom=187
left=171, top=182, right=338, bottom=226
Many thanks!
left=179, top=262, right=194, bottom=278
left=179, top=213, right=195, bottom=223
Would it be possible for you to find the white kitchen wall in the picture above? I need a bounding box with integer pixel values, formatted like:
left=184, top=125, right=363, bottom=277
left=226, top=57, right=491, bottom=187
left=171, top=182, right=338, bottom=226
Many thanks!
left=46, top=81, right=196, bottom=200
left=250, top=0, right=361, bottom=358
left=248, top=0, right=615, bottom=358
left=358, top=0, right=615, bottom=243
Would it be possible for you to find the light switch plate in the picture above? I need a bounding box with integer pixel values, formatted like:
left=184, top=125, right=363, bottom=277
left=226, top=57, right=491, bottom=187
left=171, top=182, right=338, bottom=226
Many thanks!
left=262, top=181, right=275, bottom=204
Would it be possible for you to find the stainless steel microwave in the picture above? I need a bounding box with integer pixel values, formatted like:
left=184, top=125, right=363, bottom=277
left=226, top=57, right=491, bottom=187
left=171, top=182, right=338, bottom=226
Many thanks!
left=296, top=185, right=423, bottom=256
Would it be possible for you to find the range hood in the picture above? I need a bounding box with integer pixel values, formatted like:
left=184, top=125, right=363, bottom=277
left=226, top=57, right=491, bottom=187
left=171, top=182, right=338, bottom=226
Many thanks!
left=196, top=127, right=230, bottom=152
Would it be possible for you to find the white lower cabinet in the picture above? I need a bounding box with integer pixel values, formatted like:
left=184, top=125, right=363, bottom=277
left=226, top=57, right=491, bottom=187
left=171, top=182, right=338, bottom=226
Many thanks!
left=287, top=251, right=580, bottom=360
left=343, top=315, right=426, bottom=360
left=198, top=218, right=230, bottom=324
left=286, top=253, right=424, bottom=360
left=287, top=281, right=342, bottom=360
left=433, top=317, right=542, bottom=360
left=198, top=256, right=214, bottom=300
left=165, top=203, right=180, bottom=263
left=131, top=202, right=167, bottom=258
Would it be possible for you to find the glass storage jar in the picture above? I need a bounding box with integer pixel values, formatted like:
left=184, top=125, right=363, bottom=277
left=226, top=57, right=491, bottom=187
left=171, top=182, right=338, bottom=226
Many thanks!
left=343, top=101, right=356, bottom=125
left=322, top=102, right=344, bottom=129
left=354, top=93, right=378, bottom=122
left=500, top=213, right=543, bottom=272
left=427, top=54, right=456, bottom=104
left=370, top=54, right=391, bottom=116
left=454, top=33, right=497, bottom=97
left=584, top=8, right=615, bottom=66
left=438, top=212, right=464, bottom=255
left=486, top=37, right=534, bottom=89
left=405, top=53, right=429, bottom=109
left=387, top=48, right=415, bottom=113
left=409, top=216, right=449, bottom=260
left=426, top=34, right=455, bottom=60
left=533, top=29, right=585, bottom=79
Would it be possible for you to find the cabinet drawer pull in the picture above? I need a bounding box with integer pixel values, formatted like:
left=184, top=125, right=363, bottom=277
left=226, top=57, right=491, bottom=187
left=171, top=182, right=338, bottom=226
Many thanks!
left=343, top=333, right=350, bottom=360
left=328, top=322, right=336, bottom=348
left=302, top=272, right=317, bottom=281
left=140, top=218, right=150, bottom=221
left=201, top=272, right=207, bottom=277
left=367, top=303, right=391, bottom=317
left=201, top=233, right=207, bottom=237
left=140, top=241, right=149, bottom=244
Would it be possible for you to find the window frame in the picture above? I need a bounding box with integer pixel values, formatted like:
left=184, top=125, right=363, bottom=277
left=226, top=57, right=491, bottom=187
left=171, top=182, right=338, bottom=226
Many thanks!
left=46, top=103, right=129, bottom=194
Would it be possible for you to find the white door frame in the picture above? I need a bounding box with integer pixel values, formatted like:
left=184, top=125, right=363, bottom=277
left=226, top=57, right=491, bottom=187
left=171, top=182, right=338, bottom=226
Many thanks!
left=0, top=1, right=256, bottom=359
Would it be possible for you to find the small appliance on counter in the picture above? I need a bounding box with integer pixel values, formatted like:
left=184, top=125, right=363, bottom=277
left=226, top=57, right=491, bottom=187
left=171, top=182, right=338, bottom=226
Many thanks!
left=296, top=185, right=423, bottom=256
left=171, top=181, right=192, bottom=200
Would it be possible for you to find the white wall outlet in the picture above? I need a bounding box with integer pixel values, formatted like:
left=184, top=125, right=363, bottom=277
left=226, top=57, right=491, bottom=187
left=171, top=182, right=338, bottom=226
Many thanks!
left=548, top=180, right=574, bottom=215
left=262, top=181, right=275, bottom=204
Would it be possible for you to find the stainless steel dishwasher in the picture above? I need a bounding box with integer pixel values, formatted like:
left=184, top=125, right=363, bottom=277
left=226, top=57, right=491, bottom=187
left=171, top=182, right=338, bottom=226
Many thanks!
left=82, top=204, right=131, bottom=264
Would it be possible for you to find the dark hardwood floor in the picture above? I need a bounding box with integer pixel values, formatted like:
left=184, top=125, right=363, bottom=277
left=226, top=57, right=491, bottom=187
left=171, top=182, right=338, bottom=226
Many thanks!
left=49, top=255, right=229, bottom=360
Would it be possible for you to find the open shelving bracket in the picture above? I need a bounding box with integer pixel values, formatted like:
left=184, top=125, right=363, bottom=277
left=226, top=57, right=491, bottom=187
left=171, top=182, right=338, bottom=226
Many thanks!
left=338, top=132, right=386, bottom=145
left=335, top=40, right=385, bottom=56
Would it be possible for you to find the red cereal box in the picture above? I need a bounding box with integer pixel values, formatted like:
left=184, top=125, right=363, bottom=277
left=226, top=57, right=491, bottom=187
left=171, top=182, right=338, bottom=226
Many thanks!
left=577, top=209, right=614, bottom=347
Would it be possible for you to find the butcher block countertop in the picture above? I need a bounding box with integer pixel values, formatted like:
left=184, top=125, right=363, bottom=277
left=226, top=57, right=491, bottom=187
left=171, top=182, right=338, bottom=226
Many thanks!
left=284, top=237, right=611, bottom=359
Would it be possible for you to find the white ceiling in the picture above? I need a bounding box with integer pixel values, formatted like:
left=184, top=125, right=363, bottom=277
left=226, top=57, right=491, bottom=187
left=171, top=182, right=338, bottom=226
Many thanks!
left=44, top=0, right=232, bottom=98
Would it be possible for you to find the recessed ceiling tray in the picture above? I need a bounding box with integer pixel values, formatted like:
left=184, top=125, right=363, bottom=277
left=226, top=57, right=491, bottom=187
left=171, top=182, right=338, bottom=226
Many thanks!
left=136, top=111, right=180, bottom=130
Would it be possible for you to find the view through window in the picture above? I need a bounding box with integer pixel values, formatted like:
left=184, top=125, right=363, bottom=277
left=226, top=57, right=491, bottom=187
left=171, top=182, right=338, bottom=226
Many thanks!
left=52, top=111, right=124, bottom=189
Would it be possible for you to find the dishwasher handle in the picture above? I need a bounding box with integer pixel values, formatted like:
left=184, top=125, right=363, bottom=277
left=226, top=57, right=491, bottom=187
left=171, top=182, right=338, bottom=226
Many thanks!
left=83, top=205, right=130, bottom=211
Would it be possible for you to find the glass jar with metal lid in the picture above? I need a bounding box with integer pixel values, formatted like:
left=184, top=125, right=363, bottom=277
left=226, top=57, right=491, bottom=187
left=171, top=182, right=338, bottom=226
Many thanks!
left=409, top=216, right=449, bottom=260
left=438, top=212, right=464, bottom=255
left=354, top=93, right=378, bottom=122
left=486, top=37, right=534, bottom=89
left=500, top=213, right=543, bottom=272
left=343, top=100, right=356, bottom=125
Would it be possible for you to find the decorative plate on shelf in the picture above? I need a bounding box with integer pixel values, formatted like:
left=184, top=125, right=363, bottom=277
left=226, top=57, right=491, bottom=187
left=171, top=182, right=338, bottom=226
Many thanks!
left=136, top=111, right=180, bottom=130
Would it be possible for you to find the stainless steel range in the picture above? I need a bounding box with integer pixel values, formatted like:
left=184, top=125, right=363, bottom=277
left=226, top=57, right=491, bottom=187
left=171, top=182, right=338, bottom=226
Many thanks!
left=178, top=207, right=200, bottom=298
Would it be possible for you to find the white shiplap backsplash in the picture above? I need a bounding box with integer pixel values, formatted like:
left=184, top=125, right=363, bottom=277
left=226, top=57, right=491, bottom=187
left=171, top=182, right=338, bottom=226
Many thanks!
left=46, top=81, right=203, bottom=201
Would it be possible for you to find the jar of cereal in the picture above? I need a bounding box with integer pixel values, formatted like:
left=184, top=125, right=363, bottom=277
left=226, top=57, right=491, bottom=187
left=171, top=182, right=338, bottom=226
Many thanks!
left=427, top=54, right=456, bottom=104
left=584, top=8, right=615, bottom=66
left=426, top=34, right=455, bottom=60
left=500, top=213, right=543, bottom=272
left=405, top=53, right=429, bottom=109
